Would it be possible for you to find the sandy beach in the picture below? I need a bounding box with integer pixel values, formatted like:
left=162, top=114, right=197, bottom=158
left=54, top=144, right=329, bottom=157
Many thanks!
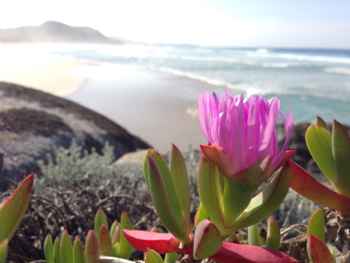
left=0, top=45, right=220, bottom=153
left=67, top=64, right=220, bottom=153
left=0, top=44, right=85, bottom=96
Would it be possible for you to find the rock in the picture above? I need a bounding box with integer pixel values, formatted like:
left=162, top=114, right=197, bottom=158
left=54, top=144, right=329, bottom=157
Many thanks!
left=114, top=149, right=149, bottom=165
left=0, top=82, right=151, bottom=189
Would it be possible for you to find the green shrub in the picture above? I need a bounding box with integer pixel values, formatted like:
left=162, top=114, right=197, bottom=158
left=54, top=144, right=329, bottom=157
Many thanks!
left=34, top=139, right=116, bottom=193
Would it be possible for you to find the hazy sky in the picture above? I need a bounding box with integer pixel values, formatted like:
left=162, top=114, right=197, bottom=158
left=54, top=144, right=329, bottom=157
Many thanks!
left=1, top=0, right=350, bottom=48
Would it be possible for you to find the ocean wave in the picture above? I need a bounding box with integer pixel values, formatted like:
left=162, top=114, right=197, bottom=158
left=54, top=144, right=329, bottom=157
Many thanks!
left=247, top=52, right=350, bottom=64
left=324, top=67, right=350, bottom=75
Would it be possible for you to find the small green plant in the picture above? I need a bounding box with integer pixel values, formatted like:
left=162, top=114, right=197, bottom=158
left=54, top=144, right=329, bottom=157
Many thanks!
left=35, top=139, right=116, bottom=193
left=0, top=173, right=34, bottom=263
left=44, top=208, right=134, bottom=262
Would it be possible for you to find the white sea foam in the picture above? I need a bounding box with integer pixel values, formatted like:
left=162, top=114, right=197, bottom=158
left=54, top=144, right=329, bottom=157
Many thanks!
left=324, top=67, right=350, bottom=75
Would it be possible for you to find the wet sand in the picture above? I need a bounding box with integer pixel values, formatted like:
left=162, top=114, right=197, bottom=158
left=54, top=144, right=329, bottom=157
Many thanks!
left=66, top=64, right=227, bottom=154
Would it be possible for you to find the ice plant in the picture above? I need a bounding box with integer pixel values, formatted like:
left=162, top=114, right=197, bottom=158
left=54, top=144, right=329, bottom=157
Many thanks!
left=198, top=89, right=293, bottom=179
left=197, top=89, right=294, bottom=236
left=121, top=90, right=297, bottom=263
left=0, top=172, right=34, bottom=263
left=44, top=209, right=134, bottom=262
left=290, top=117, right=350, bottom=216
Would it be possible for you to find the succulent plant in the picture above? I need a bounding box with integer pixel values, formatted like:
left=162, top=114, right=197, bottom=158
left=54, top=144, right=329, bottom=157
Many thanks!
left=44, top=208, right=134, bottom=263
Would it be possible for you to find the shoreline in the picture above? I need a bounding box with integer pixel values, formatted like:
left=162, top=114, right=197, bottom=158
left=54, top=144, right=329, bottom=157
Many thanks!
left=65, top=64, right=226, bottom=154
left=0, top=44, right=86, bottom=96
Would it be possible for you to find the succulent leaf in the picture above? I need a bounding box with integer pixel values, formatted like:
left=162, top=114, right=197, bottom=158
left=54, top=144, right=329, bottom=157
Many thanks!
left=85, top=230, right=99, bottom=263
left=193, top=219, right=223, bottom=260
left=307, top=235, right=335, bottom=263
left=210, top=241, right=298, bottom=263
left=147, top=156, right=190, bottom=244
left=145, top=248, right=164, bottom=263
left=53, top=237, right=61, bottom=263
left=169, top=144, right=191, bottom=236
left=316, top=116, right=330, bottom=132
left=94, top=207, right=108, bottom=245
left=248, top=224, right=260, bottom=246
left=223, top=177, right=260, bottom=226
left=194, top=202, right=210, bottom=227
left=116, top=212, right=134, bottom=259
left=144, top=150, right=182, bottom=221
left=73, top=236, right=85, bottom=263
left=332, top=120, right=350, bottom=198
left=307, top=208, right=325, bottom=242
left=164, top=252, right=177, bottom=263
left=99, top=224, right=113, bottom=256
left=111, top=226, right=120, bottom=246
left=197, top=155, right=226, bottom=235
left=109, top=220, right=118, bottom=240
left=61, top=230, right=73, bottom=263
left=306, top=125, right=335, bottom=182
left=0, top=239, right=8, bottom=263
left=265, top=217, right=280, bottom=250
left=290, top=161, right=350, bottom=213
left=123, top=230, right=193, bottom=255
left=230, top=162, right=292, bottom=230
left=0, top=173, right=34, bottom=241
left=44, top=234, right=54, bottom=263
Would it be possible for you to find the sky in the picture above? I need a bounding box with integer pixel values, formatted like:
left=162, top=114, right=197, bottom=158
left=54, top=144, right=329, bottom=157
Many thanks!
left=1, top=0, right=350, bottom=48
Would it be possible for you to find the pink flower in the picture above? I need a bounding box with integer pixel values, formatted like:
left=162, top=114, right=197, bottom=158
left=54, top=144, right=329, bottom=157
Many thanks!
left=198, top=89, right=293, bottom=179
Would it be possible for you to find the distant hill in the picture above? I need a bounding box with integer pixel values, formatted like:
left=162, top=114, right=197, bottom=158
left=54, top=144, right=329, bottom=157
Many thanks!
left=0, top=21, right=123, bottom=44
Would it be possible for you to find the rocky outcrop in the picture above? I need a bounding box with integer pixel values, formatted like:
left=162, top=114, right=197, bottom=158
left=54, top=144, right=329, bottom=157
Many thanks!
left=0, top=82, right=151, bottom=189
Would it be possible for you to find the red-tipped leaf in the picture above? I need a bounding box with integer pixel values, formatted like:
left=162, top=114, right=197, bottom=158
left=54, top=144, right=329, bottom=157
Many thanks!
left=123, top=230, right=192, bottom=255
left=307, top=235, right=335, bottom=263
left=290, top=161, right=350, bottom=213
left=210, top=241, right=298, bottom=263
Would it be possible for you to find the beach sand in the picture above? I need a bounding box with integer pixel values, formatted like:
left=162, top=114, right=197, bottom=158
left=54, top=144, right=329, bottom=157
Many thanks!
left=66, top=64, right=223, bottom=154
left=0, top=44, right=85, bottom=96
left=0, top=44, right=222, bottom=153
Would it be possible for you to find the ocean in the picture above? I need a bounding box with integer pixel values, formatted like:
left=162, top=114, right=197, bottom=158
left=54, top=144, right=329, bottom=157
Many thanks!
left=47, top=44, right=350, bottom=125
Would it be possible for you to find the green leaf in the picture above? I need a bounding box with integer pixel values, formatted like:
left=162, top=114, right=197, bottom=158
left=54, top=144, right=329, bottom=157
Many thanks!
left=145, top=152, right=183, bottom=222
left=73, top=236, right=85, bottom=263
left=145, top=249, right=164, bottom=263
left=169, top=144, right=191, bottom=236
left=197, top=156, right=226, bottom=236
left=111, top=226, right=120, bottom=246
left=230, top=162, right=293, bottom=231
left=193, top=220, right=223, bottom=260
left=307, top=235, right=335, bottom=263
left=223, top=177, right=259, bottom=226
left=248, top=224, right=260, bottom=246
left=112, top=243, right=119, bottom=257
left=44, top=234, right=54, bottom=263
left=0, top=239, right=8, bottom=263
left=61, top=230, right=73, bottom=263
left=147, top=156, right=190, bottom=244
left=265, top=217, right=280, bottom=250
left=109, top=220, right=118, bottom=240
left=305, top=125, right=334, bottom=182
left=85, top=230, right=99, bottom=263
left=258, top=235, right=266, bottom=246
left=116, top=212, right=134, bottom=259
left=94, top=207, right=108, bottom=246
left=0, top=174, right=34, bottom=241
left=164, top=252, right=177, bottom=263
left=53, top=237, right=61, bottom=263
left=317, top=116, right=330, bottom=132
left=100, top=224, right=113, bottom=256
left=307, top=208, right=325, bottom=242
left=332, top=120, right=350, bottom=198
left=194, top=202, right=210, bottom=227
